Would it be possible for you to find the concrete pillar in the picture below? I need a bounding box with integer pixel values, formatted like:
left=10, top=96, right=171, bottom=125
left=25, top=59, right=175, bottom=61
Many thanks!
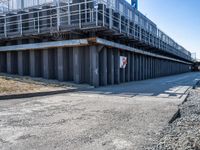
left=57, top=47, right=68, bottom=81
left=139, top=55, right=142, bottom=80
left=0, top=52, right=7, bottom=72
left=43, top=49, right=50, bottom=79
left=7, top=51, right=18, bottom=74
left=150, top=57, right=153, bottom=78
left=42, top=48, right=56, bottom=79
left=120, top=51, right=125, bottom=83
left=130, top=53, right=134, bottom=81
left=125, top=52, right=130, bottom=82
left=89, top=46, right=99, bottom=87
left=18, top=51, right=23, bottom=75
left=144, top=55, right=147, bottom=80
left=73, top=47, right=82, bottom=84
left=114, top=49, right=120, bottom=84
left=135, top=54, right=139, bottom=81
left=107, top=49, right=114, bottom=85
left=30, top=50, right=36, bottom=77
left=99, top=47, right=107, bottom=86
left=146, top=56, right=149, bottom=79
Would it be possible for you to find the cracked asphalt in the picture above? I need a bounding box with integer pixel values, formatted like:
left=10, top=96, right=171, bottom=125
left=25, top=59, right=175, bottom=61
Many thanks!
left=0, top=72, right=200, bottom=150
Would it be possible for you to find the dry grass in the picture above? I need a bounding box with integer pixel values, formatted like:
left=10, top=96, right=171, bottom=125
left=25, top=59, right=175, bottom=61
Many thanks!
left=0, top=76, right=64, bottom=95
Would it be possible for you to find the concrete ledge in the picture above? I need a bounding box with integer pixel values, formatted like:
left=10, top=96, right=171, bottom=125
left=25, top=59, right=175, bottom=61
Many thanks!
left=0, top=39, right=89, bottom=52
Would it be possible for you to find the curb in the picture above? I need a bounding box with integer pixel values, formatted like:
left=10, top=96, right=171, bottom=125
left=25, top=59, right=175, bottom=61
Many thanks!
left=0, top=88, right=81, bottom=101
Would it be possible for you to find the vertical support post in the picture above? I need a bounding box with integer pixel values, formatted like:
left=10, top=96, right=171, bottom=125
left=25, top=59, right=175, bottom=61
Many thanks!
left=114, top=49, right=120, bottom=84
left=17, top=40, right=23, bottom=75
left=73, top=47, right=82, bottom=83
left=30, top=50, right=36, bottom=77
left=135, top=54, right=138, bottom=80
left=99, top=47, right=107, bottom=86
left=130, top=53, right=135, bottom=81
left=107, top=49, right=114, bottom=85
left=125, top=52, right=130, bottom=82
left=43, top=49, right=50, bottom=79
left=120, top=51, right=125, bottom=83
left=89, top=46, right=99, bottom=87
left=18, top=51, right=23, bottom=75
left=57, top=47, right=66, bottom=81
left=6, top=52, right=12, bottom=74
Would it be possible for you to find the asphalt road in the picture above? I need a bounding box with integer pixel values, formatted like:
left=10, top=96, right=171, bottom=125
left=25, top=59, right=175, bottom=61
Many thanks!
left=0, top=72, right=200, bottom=150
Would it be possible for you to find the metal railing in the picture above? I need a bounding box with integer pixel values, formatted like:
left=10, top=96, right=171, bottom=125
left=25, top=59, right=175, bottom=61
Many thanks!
left=0, top=0, right=192, bottom=61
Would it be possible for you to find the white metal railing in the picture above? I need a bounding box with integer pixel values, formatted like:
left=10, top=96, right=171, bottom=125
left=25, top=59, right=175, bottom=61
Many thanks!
left=0, top=0, right=191, bottom=60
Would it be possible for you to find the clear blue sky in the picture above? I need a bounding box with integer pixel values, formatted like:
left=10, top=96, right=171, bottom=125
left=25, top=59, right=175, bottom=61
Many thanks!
left=127, top=0, right=200, bottom=59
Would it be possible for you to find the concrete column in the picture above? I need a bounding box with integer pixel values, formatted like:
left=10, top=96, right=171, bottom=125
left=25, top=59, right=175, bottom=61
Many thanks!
left=144, top=56, right=147, bottom=80
left=151, top=57, right=153, bottom=78
left=7, top=51, right=18, bottom=74
left=107, top=49, right=114, bottom=85
left=153, top=58, right=156, bottom=78
left=30, top=50, right=36, bottom=77
left=146, top=56, right=149, bottom=79
left=18, top=51, right=23, bottom=75
left=139, top=55, right=142, bottom=80
left=130, top=53, right=134, bottom=81
left=57, top=47, right=68, bottom=81
left=0, top=52, right=7, bottom=72
left=73, top=47, right=82, bottom=84
left=134, top=54, right=138, bottom=81
left=114, top=49, right=120, bottom=84
left=120, top=51, right=125, bottom=83
left=125, top=52, right=130, bottom=82
left=6, top=52, right=12, bottom=74
left=43, top=49, right=50, bottom=79
left=89, top=46, right=99, bottom=87
left=99, top=47, right=107, bottom=86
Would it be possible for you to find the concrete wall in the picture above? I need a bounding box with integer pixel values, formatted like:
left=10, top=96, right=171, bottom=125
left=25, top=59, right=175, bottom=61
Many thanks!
left=0, top=41, right=192, bottom=87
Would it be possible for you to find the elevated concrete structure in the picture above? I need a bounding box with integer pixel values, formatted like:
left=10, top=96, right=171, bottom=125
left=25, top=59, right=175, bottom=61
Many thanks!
left=0, top=0, right=193, bottom=87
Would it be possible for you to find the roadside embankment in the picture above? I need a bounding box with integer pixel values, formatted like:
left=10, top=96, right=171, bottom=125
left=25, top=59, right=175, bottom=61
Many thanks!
left=152, top=84, right=200, bottom=150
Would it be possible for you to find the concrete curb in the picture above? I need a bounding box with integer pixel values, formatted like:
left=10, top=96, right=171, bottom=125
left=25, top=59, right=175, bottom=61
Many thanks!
left=0, top=88, right=80, bottom=101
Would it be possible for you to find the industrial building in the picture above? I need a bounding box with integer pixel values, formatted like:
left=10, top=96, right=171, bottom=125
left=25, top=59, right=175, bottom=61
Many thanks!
left=0, top=0, right=193, bottom=87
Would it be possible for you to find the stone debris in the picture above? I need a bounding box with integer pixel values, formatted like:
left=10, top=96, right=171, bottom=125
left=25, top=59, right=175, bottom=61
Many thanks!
left=152, top=88, right=200, bottom=150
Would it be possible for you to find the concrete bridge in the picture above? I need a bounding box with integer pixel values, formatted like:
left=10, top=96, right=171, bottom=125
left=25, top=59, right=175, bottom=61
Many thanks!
left=0, top=0, right=193, bottom=87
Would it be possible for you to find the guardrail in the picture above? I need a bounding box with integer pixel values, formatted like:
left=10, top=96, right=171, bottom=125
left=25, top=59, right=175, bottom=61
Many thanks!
left=0, top=0, right=192, bottom=61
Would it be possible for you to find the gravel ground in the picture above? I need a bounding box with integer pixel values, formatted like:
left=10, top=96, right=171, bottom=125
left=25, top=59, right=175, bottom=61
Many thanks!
left=152, top=87, right=200, bottom=150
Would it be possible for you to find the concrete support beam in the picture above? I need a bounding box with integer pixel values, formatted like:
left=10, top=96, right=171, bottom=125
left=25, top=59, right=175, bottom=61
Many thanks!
left=107, top=49, right=114, bottom=85
left=0, top=52, right=7, bottom=72
left=18, top=51, right=23, bottom=75
left=73, top=47, right=82, bottom=84
left=99, top=47, right=107, bottom=86
left=139, top=55, right=142, bottom=80
left=7, top=51, right=17, bottom=74
left=120, top=51, right=125, bottom=83
left=130, top=53, right=134, bottom=81
left=43, top=49, right=50, bottom=79
left=125, top=52, right=131, bottom=82
left=89, top=46, right=99, bottom=87
left=135, top=54, right=139, bottom=81
left=30, top=50, right=36, bottom=77
left=114, top=49, right=120, bottom=84
left=57, top=47, right=68, bottom=81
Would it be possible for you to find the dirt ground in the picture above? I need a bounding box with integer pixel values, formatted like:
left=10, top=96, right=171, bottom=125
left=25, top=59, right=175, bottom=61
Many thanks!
left=0, top=74, right=85, bottom=96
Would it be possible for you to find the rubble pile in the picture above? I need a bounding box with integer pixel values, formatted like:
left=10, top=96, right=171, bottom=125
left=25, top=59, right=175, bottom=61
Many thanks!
left=153, top=88, right=200, bottom=150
